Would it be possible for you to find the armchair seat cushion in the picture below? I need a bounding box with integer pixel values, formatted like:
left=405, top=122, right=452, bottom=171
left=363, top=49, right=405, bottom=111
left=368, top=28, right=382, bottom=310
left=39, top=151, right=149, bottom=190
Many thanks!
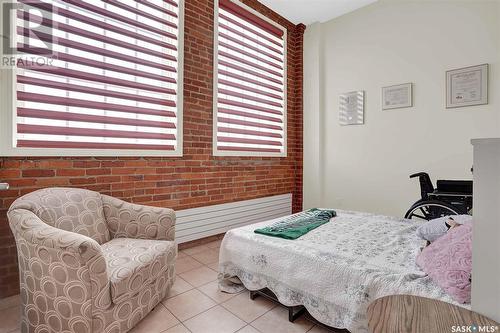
left=102, top=238, right=176, bottom=303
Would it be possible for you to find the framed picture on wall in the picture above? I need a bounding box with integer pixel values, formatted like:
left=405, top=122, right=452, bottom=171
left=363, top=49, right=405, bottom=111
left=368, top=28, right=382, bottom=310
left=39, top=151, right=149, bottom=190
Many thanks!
left=446, top=64, right=488, bottom=108
left=339, top=91, right=364, bottom=125
left=382, top=83, right=413, bottom=110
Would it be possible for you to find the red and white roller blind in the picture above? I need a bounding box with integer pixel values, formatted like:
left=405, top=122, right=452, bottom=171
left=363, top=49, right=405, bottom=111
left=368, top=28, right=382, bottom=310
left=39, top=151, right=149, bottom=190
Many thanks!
left=15, top=0, right=181, bottom=152
left=215, top=0, right=286, bottom=156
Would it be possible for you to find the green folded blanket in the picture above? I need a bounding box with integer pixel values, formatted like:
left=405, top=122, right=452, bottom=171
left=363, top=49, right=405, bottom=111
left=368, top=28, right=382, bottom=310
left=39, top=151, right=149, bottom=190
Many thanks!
left=254, top=208, right=336, bottom=240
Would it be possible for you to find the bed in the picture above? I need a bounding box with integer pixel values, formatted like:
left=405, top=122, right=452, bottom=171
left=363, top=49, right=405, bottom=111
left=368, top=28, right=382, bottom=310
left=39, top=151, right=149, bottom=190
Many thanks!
left=218, top=209, right=469, bottom=333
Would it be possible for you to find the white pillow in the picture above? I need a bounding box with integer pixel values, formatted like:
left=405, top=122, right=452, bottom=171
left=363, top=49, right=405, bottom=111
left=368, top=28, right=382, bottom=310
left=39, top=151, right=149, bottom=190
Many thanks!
left=449, top=214, right=473, bottom=225
left=416, top=215, right=472, bottom=242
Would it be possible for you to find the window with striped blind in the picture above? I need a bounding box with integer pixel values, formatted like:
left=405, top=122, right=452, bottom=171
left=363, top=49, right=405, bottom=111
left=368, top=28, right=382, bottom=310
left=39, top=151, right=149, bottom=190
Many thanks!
left=214, top=0, right=286, bottom=156
left=6, top=0, right=183, bottom=156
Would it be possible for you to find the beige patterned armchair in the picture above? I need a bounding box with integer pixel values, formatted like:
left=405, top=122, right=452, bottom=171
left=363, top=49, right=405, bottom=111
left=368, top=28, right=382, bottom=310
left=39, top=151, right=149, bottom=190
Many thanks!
left=8, top=188, right=177, bottom=333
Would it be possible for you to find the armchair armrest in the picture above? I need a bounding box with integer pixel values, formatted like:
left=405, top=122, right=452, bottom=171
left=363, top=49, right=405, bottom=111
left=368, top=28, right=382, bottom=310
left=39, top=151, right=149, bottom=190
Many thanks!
left=101, top=195, right=176, bottom=241
left=7, top=208, right=112, bottom=309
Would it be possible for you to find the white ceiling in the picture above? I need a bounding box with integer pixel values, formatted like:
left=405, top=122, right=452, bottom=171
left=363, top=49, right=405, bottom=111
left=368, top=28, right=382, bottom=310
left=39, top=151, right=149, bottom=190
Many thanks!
left=259, top=0, right=378, bottom=25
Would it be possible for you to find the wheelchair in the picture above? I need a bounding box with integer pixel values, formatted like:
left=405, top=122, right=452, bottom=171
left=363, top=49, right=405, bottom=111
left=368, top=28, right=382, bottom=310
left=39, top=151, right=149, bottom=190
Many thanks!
left=404, top=172, right=473, bottom=220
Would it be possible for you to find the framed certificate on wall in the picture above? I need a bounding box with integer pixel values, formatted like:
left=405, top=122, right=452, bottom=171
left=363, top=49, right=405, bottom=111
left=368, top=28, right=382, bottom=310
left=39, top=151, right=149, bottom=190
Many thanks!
left=446, top=64, right=488, bottom=108
left=382, top=83, right=413, bottom=110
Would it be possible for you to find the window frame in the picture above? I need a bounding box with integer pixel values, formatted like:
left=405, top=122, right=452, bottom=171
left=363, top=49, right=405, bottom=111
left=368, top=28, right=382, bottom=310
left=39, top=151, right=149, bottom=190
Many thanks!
left=212, top=0, right=287, bottom=158
left=0, top=0, right=185, bottom=157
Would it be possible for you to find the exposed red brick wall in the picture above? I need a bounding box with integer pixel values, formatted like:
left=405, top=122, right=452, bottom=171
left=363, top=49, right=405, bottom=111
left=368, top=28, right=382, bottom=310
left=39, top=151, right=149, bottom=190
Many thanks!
left=0, top=0, right=304, bottom=298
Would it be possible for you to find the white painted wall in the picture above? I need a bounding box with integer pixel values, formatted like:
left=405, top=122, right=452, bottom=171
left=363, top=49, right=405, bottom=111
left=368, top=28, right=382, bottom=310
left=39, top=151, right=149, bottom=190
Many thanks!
left=303, top=0, right=500, bottom=217
left=303, top=22, right=323, bottom=209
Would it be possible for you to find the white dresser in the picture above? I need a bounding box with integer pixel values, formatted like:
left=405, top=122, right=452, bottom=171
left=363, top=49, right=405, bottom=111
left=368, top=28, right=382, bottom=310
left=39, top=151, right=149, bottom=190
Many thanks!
left=471, top=138, right=500, bottom=322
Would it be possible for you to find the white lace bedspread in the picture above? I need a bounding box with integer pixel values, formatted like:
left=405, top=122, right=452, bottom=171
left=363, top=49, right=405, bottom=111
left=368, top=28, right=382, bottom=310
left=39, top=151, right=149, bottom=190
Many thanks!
left=218, top=210, right=469, bottom=333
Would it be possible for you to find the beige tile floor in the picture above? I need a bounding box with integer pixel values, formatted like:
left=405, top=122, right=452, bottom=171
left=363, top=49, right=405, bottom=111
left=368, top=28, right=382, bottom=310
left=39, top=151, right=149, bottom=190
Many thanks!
left=0, top=239, right=333, bottom=333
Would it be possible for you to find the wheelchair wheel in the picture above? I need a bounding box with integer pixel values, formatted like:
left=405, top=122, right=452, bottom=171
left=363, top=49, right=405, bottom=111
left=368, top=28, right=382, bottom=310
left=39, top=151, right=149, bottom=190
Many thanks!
left=404, top=200, right=461, bottom=220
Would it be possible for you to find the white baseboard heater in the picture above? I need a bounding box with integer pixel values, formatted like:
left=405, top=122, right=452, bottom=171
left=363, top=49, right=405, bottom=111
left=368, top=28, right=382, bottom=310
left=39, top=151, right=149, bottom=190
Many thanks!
left=175, top=193, right=292, bottom=244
